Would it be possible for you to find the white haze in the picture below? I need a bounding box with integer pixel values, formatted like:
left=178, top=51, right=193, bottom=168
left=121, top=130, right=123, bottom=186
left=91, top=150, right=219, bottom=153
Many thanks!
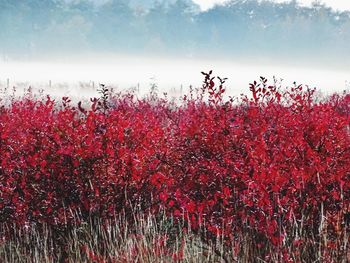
left=0, top=55, right=349, bottom=100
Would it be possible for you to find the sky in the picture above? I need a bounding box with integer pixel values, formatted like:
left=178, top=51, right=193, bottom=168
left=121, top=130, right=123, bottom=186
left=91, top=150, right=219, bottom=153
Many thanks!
left=193, top=0, right=350, bottom=11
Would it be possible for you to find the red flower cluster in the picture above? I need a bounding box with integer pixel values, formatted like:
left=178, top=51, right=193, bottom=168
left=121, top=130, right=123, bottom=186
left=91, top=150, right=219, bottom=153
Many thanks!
left=1, top=73, right=349, bottom=249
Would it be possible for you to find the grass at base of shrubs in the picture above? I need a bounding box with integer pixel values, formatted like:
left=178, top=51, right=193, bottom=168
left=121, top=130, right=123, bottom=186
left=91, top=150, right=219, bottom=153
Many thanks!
left=1, top=209, right=349, bottom=263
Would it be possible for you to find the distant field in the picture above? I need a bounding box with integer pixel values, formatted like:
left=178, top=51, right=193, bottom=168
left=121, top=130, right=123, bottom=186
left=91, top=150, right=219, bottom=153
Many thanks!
left=1, top=56, right=349, bottom=98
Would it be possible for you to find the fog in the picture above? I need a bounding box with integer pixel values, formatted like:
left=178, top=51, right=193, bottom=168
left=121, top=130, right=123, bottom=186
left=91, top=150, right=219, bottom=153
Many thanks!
left=1, top=55, right=348, bottom=100
left=1, top=0, right=350, bottom=100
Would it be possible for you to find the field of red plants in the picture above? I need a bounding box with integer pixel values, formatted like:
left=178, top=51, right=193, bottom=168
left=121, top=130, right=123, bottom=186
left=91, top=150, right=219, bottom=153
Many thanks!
left=1, top=72, right=350, bottom=262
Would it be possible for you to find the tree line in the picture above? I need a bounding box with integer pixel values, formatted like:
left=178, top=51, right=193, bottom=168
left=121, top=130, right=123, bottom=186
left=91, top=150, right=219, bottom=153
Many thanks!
left=0, top=0, right=349, bottom=65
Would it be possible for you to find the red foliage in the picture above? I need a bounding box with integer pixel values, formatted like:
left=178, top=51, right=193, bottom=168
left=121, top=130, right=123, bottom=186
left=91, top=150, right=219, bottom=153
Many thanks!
left=0, top=73, right=349, bottom=252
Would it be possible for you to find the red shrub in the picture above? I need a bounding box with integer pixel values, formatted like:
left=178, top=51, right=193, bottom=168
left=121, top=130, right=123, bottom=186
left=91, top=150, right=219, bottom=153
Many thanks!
left=0, top=73, right=349, bottom=255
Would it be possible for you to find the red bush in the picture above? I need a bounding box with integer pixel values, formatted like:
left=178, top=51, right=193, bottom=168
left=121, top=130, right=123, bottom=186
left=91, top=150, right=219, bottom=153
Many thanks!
left=0, top=73, right=349, bottom=253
